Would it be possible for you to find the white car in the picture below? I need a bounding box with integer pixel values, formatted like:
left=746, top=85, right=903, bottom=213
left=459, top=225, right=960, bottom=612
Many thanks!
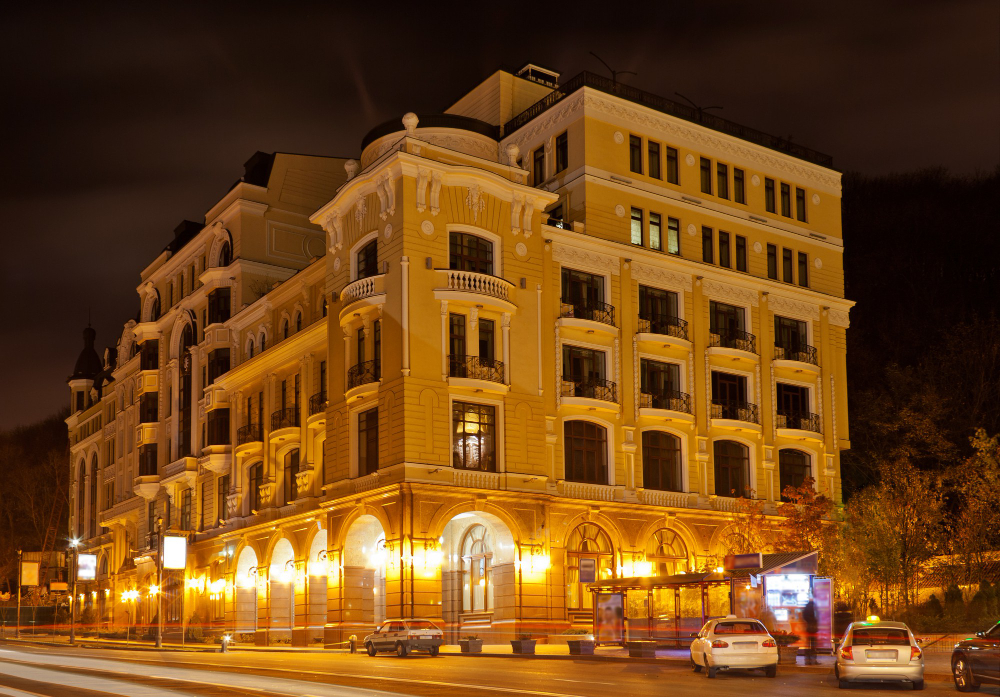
left=690, top=615, right=779, bottom=678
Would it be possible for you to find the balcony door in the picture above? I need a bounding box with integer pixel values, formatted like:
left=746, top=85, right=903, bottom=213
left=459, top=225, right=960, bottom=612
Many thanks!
left=641, top=359, right=680, bottom=400
left=356, top=239, right=378, bottom=280
left=712, top=371, right=747, bottom=405
left=449, top=232, right=493, bottom=275
left=563, top=345, right=605, bottom=384
left=775, top=316, right=807, bottom=354
left=639, top=285, right=678, bottom=323
left=709, top=301, right=745, bottom=335
left=561, top=268, right=604, bottom=309
left=776, top=383, right=809, bottom=414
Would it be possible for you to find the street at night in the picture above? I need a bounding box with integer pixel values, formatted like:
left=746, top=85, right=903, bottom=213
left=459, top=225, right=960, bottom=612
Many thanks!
left=0, top=643, right=985, bottom=697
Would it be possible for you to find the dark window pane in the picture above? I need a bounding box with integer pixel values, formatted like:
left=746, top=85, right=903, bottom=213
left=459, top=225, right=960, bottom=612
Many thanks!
left=714, top=440, right=750, bottom=497
left=735, top=235, right=747, bottom=272
left=700, top=158, right=712, bottom=194
left=648, top=141, right=660, bottom=179
left=629, top=135, right=642, bottom=174
left=702, top=226, right=713, bottom=263
left=783, top=248, right=794, bottom=283
left=767, top=244, right=778, bottom=279
left=717, top=163, right=729, bottom=199
left=798, top=252, right=809, bottom=287
left=555, top=131, right=568, bottom=172
left=779, top=449, right=811, bottom=500
left=719, top=231, right=731, bottom=268
left=734, top=168, right=746, bottom=204
left=449, top=231, right=493, bottom=274
left=642, top=431, right=682, bottom=492
left=533, top=147, right=545, bottom=186
left=780, top=182, right=791, bottom=217
left=795, top=187, right=807, bottom=222
left=356, top=239, right=378, bottom=279
left=765, top=178, right=776, bottom=213
left=358, top=408, right=379, bottom=475
left=564, top=421, right=608, bottom=484
left=666, top=147, right=679, bottom=184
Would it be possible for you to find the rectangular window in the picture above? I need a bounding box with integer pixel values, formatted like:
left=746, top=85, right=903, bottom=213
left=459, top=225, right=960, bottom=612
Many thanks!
left=356, top=327, right=365, bottom=366
left=561, top=268, right=606, bottom=310
left=648, top=212, right=661, bottom=251
left=373, top=320, right=381, bottom=378
left=479, top=318, right=495, bottom=363
left=783, top=248, right=794, bottom=283
left=798, top=252, right=809, bottom=287
left=796, top=187, right=807, bottom=222
left=648, top=141, right=661, bottom=179
left=638, top=285, right=680, bottom=326
left=734, top=168, right=746, bottom=204
left=358, top=407, right=379, bottom=475
left=666, top=147, right=679, bottom=184
left=180, top=489, right=191, bottom=531
left=765, top=178, right=776, bottom=213
left=640, top=358, right=682, bottom=406
left=718, top=230, right=731, bottom=268
left=449, top=313, right=466, bottom=359
left=666, top=217, right=680, bottom=255
left=717, top=163, right=729, bottom=199
left=562, top=345, right=606, bottom=383
left=629, top=135, right=643, bottom=174
left=702, top=226, right=714, bottom=263
left=554, top=131, right=568, bottom=173
left=217, top=474, right=229, bottom=524
left=767, top=244, right=778, bottom=279
left=780, top=182, right=791, bottom=217
left=283, top=449, right=299, bottom=505
left=200, top=481, right=209, bottom=531
left=700, top=157, right=712, bottom=194
left=452, top=402, right=496, bottom=472
left=775, top=316, right=809, bottom=356
left=208, top=288, right=231, bottom=325
left=735, top=235, right=747, bottom=272
left=709, top=300, right=746, bottom=335
left=532, top=147, right=545, bottom=186
left=630, top=207, right=643, bottom=246
left=564, top=420, right=608, bottom=485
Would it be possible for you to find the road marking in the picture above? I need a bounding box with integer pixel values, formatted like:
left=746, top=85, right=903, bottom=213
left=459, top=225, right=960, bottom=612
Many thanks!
left=551, top=678, right=615, bottom=685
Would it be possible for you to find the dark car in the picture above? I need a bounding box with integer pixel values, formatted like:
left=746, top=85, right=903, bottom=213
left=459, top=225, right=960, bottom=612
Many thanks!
left=951, top=620, right=1000, bottom=692
left=364, top=619, right=443, bottom=657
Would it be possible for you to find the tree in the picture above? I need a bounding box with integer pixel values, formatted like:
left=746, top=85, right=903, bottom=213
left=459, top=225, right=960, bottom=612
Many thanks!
left=722, top=493, right=771, bottom=555
left=774, top=477, right=835, bottom=554
left=948, top=429, right=1000, bottom=586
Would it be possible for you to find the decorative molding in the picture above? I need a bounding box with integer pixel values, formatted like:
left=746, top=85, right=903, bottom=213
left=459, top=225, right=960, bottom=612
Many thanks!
left=704, top=352, right=711, bottom=424
left=353, top=195, right=367, bottom=224
left=511, top=195, right=524, bottom=234
left=554, top=325, right=562, bottom=408
left=465, top=184, right=487, bottom=223
left=629, top=262, right=693, bottom=292
left=613, top=131, right=624, bottom=145
left=632, top=336, right=639, bottom=420
left=753, top=241, right=763, bottom=254
left=686, top=223, right=697, bottom=236
left=522, top=198, right=534, bottom=238
left=507, top=91, right=586, bottom=155
left=812, top=193, right=820, bottom=205
left=755, top=364, right=762, bottom=421
left=751, top=174, right=761, bottom=187
left=614, top=204, right=626, bottom=217
left=830, top=374, right=837, bottom=445
left=416, top=168, right=429, bottom=212
left=701, top=279, right=759, bottom=307
left=376, top=172, right=396, bottom=219
left=828, top=309, right=850, bottom=328
left=551, top=243, right=620, bottom=276
left=429, top=172, right=442, bottom=215
left=420, top=219, right=434, bottom=236
left=515, top=242, right=528, bottom=258
left=333, top=257, right=341, bottom=272
left=767, top=294, right=820, bottom=320
left=383, top=223, right=393, bottom=240
left=814, top=257, right=823, bottom=269
left=770, top=368, right=777, bottom=439
left=322, top=210, right=343, bottom=251
left=685, top=153, right=696, bottom=167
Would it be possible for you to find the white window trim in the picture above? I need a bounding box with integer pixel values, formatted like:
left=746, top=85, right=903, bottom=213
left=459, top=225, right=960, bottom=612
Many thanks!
left=445, top=224, right=503, bottom=276
left=559, top=264, right=613, bottom=304
left=775, top=375, right=816, bottom=413
left=709, top=364, right=755, bottom=404
left=771, top=310, right=815, bottom=349
left=709, top=435, right=758, bottom=499
left=776, top=445, right=819, bottom=490
left=561, top=340, right=612, bottom=380
left=637, top=352, right=687, bottom=393
left=562, top=415, right=617, bottom=487
left=636, top=281, right=686, bottom=322
left=637, top=425, right=689, bottom=493
left=349, top=231, right=379, bottom=281
left=447, top=395, right=506, bottom=474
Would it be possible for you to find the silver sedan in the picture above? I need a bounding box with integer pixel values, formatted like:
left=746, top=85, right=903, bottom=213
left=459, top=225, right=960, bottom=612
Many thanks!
left=835, top=618, right=924, bottom=690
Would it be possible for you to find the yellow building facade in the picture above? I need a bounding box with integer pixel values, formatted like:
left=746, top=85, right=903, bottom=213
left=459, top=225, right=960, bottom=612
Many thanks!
left=67, top=65, right=852, bottom=645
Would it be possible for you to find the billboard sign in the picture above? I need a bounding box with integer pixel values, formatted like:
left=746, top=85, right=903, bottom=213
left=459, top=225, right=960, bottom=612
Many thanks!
left=595, top=592, right=624, bottom=645
left=578, top=558, right=597, bottom=584
left=724, top=553, right=763, bottom=570
left=77, top=553, right=97, bottom=581
left=20, top=561, right=39, bottom=587
left=163, top=536, right=188, bottom=570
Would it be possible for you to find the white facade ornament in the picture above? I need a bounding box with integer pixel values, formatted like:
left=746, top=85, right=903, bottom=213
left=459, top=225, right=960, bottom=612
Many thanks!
left=429, top=172, right=442, bottom=215
left=685, top=153, right=695, bottom=166
left=344, top=159, right=358, bottom=180
left=511, top=195, right=524, bottom=234
left=522, top=198, right=534, bottom=238
left=613, top=131, right=625, bottom=144
left=323, top=210, right=343, bottom=251
left=354, top=195, right=367, bottom=224
left=814, top=257, right=823, bottom=269
left=812, top=193, right=820, bottom=205
left=686, top=223, right=697, bottom=236
left=614, top=204, right=626, bottom=218
left=768, top=295, right=820, bottom=320
left=629, top=261, right=693, bottom=291
left=465, top=184, right=487, bottom=222
left=420, top=220, right=434, bottom=236
left=402, top=112, right=419, bottom=135
left=416, top=168, right=429, bottom=212
left=751, top=174, right=761, bottom=187
left=505, top=142, right=520, bottom=166
left=333, top=257, right=341, bottom=272
left=515, top=242, right=528, bottom=258
left=702, top=279, right=759, bottom=307
left=384, top=223, right=393, bottom=240
left=753, top=241, right=763, bottom=254
left=551, top=243, right=620, bottom=276
left=828, top=309, right=850, bottom=327
left=469, top=307, right=479, bottom=332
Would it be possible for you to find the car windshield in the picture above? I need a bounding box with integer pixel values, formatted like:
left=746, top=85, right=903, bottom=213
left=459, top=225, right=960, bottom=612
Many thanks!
left=715, top=621, right=766, bottom=635
left=407, top=620, right=440, bottom=631
left=852, top=628, right=909, bottom=646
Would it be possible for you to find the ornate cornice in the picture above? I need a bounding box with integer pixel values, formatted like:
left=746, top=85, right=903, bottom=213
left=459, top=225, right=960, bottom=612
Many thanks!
left=828, top=309, right=850, bottom=328
left=701, top=279, right=759, bottom=307
left=767, top=294, right=820, bottom=321
left=629, top=262, right=693, bottom=292
left=551, top=243, right=620, bottom=276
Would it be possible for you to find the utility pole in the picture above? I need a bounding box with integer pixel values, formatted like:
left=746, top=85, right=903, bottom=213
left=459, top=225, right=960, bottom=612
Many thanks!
left=69, top=539, right=79, bottom=645
left=15, top=550, right=21, bottom=639
left=156, top=516, right=163, bottom=649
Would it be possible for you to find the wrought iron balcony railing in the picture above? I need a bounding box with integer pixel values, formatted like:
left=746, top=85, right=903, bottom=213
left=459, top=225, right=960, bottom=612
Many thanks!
left=639, top=390, right=692, bottom=414
left=776, top=409, right=822, bottom=433
left=347, top=360, right=381, bottom=390
left=773, top=343, right=819, bottom=366
left=236, top=423, right=262, bottom=446
left=561, top=377, right=618, bottom=403
left=449, top=355, right=505, bottom=384
left=560, top=299, right=616, bottom=327
left=637, top=314, right=689, bottom=341
left=270, top=408, right=299, bottom=431
left=308, top=391, right=327, bottom=416
left=710, top=400, right=760, bottom=424
left=709, top=329, right=758, bottom=354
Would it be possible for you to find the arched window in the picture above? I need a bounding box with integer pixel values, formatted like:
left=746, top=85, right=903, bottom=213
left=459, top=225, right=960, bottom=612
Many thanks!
left=461, top=524, right=493, bottom=612
left=645, top=529, right=688, bottom=576
left=778, top=449, right=811, bottom=500
left=150, top=296, right=160, bottom=322
left=566, top=523, right=614, bottom=610
left=714, top=440, right=750, bottom=497
left=248, top=462, right=263, bottom=513
left=564, top=421, right=608, bottom=484
left=356, top=239, right=378, bottom=280
left=641, top=431, right=682, bottom=492
left=281, top=320, right=288, bottom=341
left=218, top=241, right=232, bottom=268
left=294, top=312, right=302, bottom=333
left=283, top=449, right=300, bottom=505
left=248, top=338, right=255, bottom=359
left=178, top=323, right=195, bottom=459
left=449, top=231, right=494, bottom=275
left=260, top=333, right=266, bottom=352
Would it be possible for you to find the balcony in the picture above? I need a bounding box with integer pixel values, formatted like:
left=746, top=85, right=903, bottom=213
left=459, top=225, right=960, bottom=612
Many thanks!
left=559, top=480, right=618, bottom=502
left=309, top=391, right=328, bottom=416
left=637, top=315, right=689, bottom=342
left=449, top=354, right=505, bottom=386
left=710, top=400, right=761, bottom=429
left=435, top=269, right=516, bottom=313
left=709, top=329, right=757, bottom=354
left=270, top=407, right=300, bottom=433
left=561, top=378, right=619, bottom=412
left=560, top=299, right=615, bottom=328
left=341, top=273, right=385, bottom=304
left=776, top=409, right=822, bottom=439
left=347, top=360, right=381, bottom=391
left=236, top=423, right=262, bottom=446
left=773, top=343, right=820, bottom=375
left=639, top=390, right=694, bottom=421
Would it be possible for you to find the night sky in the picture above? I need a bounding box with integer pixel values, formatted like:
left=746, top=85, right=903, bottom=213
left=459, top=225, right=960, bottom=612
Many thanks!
left=1, top=1, right=997, bottom=430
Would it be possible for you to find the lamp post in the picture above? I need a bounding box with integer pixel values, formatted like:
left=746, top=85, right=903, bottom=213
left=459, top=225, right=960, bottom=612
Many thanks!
left=15, top=549, right=21, bottom=639
left=69, top=539, right=80, bottom=645
left=156, top=516, right=163, bottom=649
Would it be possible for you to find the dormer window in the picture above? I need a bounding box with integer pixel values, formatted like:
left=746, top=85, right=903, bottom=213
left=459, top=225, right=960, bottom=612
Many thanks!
left=356, top=239, right=378, bottom=280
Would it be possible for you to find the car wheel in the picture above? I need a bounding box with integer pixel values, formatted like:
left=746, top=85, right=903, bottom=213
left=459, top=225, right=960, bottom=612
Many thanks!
left=396, top=642, right=407, bottom=657
left=765, top=664, right=777, bottom=678
left=429, top=646, right=439, bottom=657
left=691, top=656, right=702, bottom=673
left=912, top=679, right=924, bottom=691
left=366, top=642, right=377, bottom=657
left=707, top=667, right=717, bottom=679
left=953, top=657, right=980, bottom=692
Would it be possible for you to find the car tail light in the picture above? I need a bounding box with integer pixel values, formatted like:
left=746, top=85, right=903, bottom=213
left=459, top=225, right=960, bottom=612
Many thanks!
left=910, top=646, right=921, bottom=660
left=840, top=646, right=853, bottom=660
left=762, top=639, right=776, bottom=648
left=711, top=640, right=729, bottom=649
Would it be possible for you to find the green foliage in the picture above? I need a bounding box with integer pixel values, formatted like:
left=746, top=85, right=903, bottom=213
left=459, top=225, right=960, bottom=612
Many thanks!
left=185, top=612, right=204, bottom=641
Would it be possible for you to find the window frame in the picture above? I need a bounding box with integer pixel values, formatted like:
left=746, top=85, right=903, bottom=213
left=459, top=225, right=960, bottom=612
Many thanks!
left=798, top=252, right=809, bottom=287
left=767, top=244, right=778, bottom=279
left=563, top=419, right=610, bottom=485
left=717, top=162, right=729, bottom=200
left=648, top=140, right=661, bottom=179
left=641, top=429, right=684, bottom=492
left=718, top=230, right=731, bottom=268
left=630, top=207, right=643, bottom=246
left=780, top=182, right=791, bottom=217
left=782, top=248, right=794, bottom=283
left=554, top=131, right=568, bottom=173
left=702, top=226, right=714, bottom=264
left=764, top=178, right=776, bottom=213
left=733, top=168, right=746, bottom=204
left=449, top=230, right=495, bottom=275
left=629, top=135, right=643, bottom=174
left=648, top=212, right=662, bottom=251
left=735, top=235, right=747, bottom=272
left=713, top=439, right=752, bottom=498
left=700, top=157, right=712, bottom=194
left=667, top=217, right=680, bottom=255
left=532, top=147, right=545, bottom=186
left=451, top=400, right=498, bottom=472
left=795, top=187, right=807, bottom=222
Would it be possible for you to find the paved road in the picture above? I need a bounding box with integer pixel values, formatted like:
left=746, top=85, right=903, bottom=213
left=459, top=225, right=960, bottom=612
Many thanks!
left=0, top=643, right=990, bottom=697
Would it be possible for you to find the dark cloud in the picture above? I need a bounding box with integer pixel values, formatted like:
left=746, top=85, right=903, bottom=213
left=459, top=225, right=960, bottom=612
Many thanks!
left=1, top=0, right=997, bottom=429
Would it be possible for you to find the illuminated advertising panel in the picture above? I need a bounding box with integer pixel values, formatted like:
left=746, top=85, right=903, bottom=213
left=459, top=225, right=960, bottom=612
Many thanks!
left=163, top=536, right=188, bottom=570
left=77, top=553, right=97, bottom=581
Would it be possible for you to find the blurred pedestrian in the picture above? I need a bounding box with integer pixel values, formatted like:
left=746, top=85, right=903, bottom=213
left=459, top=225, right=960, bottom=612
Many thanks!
left=803, top=598, right=818, bottom=664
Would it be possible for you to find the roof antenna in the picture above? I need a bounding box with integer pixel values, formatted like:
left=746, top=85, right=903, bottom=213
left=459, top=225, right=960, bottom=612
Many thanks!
left=589, top=52, right=636, bottom=85
left=674, top=93, right=723, bottom=123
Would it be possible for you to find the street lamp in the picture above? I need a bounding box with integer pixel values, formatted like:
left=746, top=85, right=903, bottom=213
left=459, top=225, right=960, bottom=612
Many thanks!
left=156, top=516, right=163, bottom=649
left=69, top=538, right=80, bottom=645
